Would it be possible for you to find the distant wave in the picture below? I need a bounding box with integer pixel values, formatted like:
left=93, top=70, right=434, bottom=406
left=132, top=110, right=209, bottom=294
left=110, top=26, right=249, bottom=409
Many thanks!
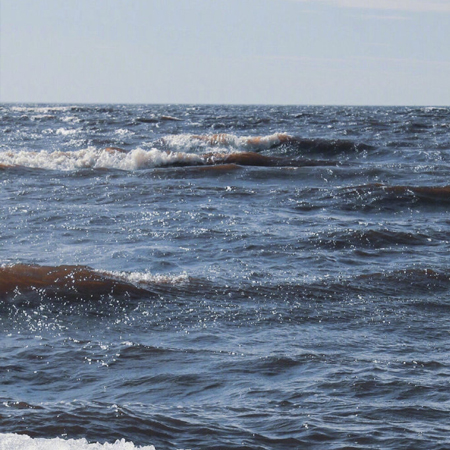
left=161, top=132, right=372, bottom=155
left=136, top=114, right=183, bottom=123
left=10, top=106, right=77, bottom=113
left=0, top=264, right=188, bottom=302
left=0, top=433, right=155, bottom=450
left=160, top=132, right=293, bottom=151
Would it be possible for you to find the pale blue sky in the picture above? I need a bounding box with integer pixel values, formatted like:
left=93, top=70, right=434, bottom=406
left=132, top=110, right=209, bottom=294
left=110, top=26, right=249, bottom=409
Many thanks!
left=1, top=0, right=449, bottom=105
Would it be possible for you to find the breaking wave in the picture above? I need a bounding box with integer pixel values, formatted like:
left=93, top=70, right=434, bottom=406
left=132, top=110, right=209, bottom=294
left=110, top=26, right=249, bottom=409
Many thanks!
left=0, top=145, right=335, bottom=171
left=0, top=148, right=203, bottom=171
left=161, top=132, right=372, bottom=155
left=0, top=133, right=371, bottom=171
left=160, top=132, right=293, bottom=151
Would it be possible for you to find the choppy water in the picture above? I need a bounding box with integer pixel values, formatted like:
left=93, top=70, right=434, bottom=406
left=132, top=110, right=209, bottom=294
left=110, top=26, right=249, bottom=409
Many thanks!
left=1, top=104, right=450, bottom=449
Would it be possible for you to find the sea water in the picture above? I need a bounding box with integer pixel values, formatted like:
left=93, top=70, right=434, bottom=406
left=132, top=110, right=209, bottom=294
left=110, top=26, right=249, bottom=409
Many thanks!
left=1, top=104, right=450, bottom=449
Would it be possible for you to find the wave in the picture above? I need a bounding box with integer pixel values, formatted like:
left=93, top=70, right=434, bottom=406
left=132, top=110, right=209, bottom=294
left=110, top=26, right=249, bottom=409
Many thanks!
left=160, top=132, right=372, bottom=155
left=9, top=106, right=76, bottom=113
left=393, top=185, right=450, bottom=201
left=2, top=261, right=448, bottom=306
left=160, top=132, right=292, bottom=151
left=0, top=264, right=188, bottom=302
left=357, top=267, right=450, bottom=283
left=0, top=145, right=335, bottom=171
left=340, top=183, right=450, bottom=207
left=353, top=268, right=450, bottom=297
left=136, top=115, right=183, bottom=123
left=201, top=151, right=335, bottom=167
left=0, top=148, right=202, bottom=171
left=311, top=228, right=432, bottom=250
left=56, top=127, right=81, bottom=136
left=0, top=434, right=155, bottom=450
left=230, top=267, right=450, bottom=306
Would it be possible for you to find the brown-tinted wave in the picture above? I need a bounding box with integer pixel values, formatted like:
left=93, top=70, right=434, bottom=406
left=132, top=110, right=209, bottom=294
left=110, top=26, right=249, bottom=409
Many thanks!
left=398, top=185, right=450, bottom=201
left=340, top=183, right=450, bottom=208
left=0, top=264, right=154, bottom=302
left=277, top=136, right=373, bottom=155
left=184, top=133, right=373, bottom=154
left=0, top=147, right=336, bottom=171
left=104, top=146, right=336, bottom=168
left=200, top=151, right=336, bottom=167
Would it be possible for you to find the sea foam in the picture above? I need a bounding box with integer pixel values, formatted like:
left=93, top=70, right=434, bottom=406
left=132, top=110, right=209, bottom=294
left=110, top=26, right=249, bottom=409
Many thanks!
left=0, top=148, right=203, bottom=171
left=161, top=132, right=292, bottom=152
left=0, top=133, right=295, bottom=171
left=104, top=270, right=190, bottom=286
left=0, top=434, right=156, bottom=450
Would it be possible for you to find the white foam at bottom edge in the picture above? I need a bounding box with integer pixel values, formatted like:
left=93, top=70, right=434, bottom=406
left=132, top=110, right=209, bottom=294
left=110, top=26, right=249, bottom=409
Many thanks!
left=0, top=434, right=156, bottom=450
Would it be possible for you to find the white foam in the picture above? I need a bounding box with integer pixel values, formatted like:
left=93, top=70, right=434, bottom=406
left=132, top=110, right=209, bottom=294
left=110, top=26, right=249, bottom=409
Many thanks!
left=0, top=148, right=203, bottom=171
left=115, top=129, right=134, bottom=136
left=0, top=434, right=155, bottom=450
left=11, top=106, right=73, bottom=113
left=56, top=128, right=79, bottom=136
left=161, top=132, right=291, bottom=152
left=61, top=115, right=81, bottom=123
left=102, top=270, right=190, bottom=286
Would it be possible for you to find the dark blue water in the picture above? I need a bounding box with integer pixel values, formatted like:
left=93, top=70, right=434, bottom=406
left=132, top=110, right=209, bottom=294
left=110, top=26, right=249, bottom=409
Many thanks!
left=1, top=104, right=450, bottom=449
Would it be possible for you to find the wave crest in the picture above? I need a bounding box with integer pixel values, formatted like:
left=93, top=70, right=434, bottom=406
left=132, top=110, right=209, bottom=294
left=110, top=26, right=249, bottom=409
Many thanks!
left=160, top=132, right=293, bottom=152
left=0, top=264, right=188, bottom=302
left=0, top=148, right=203, bottom=171
left=0, top=145, right=335, bottom=171
left=160, top=133, right=372, bottom=156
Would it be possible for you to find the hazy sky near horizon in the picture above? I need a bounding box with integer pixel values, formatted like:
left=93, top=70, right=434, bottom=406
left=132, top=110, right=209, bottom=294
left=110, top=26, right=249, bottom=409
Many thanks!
left=1, top=0, right=450, bottom=105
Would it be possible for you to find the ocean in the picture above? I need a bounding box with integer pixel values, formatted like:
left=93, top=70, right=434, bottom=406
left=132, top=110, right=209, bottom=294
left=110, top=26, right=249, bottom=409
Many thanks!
left=1, top=104, right=450, bottom=449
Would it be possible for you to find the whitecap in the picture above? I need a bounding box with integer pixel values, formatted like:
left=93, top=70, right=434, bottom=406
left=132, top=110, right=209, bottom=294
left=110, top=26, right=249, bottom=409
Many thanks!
left=161, top=132, right=292, bottom=153
left=0, top=148, right=203, bottom=171
left=11, top=106, right=72, bottom=114
left=101, top=270, right=190, bottom=287
left=56, top=128, right=79, bottom=136
left=115, top=129, right=134, bottom=136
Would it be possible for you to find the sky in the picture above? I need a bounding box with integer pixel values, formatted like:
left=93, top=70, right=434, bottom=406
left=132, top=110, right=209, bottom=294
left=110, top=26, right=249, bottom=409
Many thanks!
left=1, top=0, right=450, bottom=105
